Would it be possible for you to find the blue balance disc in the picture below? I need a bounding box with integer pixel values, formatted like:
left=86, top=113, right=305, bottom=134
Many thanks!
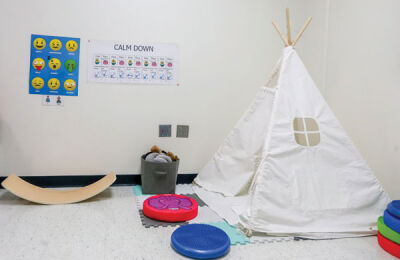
left=171, top=224, right=231, bottom=259
left=387, top=200, right=400, bottom=219
left=384, top=210, right=400, bottom=234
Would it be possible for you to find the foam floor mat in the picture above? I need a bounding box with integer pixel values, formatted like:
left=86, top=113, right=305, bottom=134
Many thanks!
left=132, top=184, right=294, bottom=245
left=139, top=209, right=188, bottom=228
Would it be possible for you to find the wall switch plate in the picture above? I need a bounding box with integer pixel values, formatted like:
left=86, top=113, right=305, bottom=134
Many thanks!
left=176, top=125, right=189, bottom=138
left=159, top=125, right=172, bottom=137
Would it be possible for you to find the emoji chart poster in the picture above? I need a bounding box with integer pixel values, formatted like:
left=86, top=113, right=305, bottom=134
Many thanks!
left=29, top=34, right=80, bottom=96
left=87, top=40, right=178, bottom=85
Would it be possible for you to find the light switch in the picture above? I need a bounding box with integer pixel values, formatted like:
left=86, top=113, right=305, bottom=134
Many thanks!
left=176, top=125, right=189, bottom=138
left=159, top=125, right=172, bottom=137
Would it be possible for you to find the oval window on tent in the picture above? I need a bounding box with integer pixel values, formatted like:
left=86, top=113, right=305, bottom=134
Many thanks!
left=293, top=118, right=320, bottom=147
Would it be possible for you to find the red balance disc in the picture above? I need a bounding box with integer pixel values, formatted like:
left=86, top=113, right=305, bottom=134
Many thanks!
left=143, top=194, right=198, bottom=222
left=377, top=232, right=400, bottom=258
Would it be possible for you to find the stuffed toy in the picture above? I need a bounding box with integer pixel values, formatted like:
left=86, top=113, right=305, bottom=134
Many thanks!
left=145, top=145, right=178, bottom=163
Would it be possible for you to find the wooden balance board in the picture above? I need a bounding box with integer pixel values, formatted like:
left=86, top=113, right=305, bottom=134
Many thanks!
left=1, top=172, right=116, bottom=205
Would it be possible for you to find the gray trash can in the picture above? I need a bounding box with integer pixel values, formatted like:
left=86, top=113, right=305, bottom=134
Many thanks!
left=140, top=154, right=179, bottom=194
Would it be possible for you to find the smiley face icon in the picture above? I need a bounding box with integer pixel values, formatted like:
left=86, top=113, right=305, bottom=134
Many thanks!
left=32, top=58, right=45, bottom=71
left=65, top=40, right=78, bottom=52
left=64, top=79, right=76, bottom=91
left=33, top=38, right=46, bottom=50
left=31, top=77, right=44, bottom=89
left=49, top=58, right=61, bottom=70
left=48, top=78, right=60, bottom=90
left=49, top=39, right=62, bottom=51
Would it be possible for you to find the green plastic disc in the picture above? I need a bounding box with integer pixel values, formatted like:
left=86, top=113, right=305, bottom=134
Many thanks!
left=377, top=216, right=400, bottom=245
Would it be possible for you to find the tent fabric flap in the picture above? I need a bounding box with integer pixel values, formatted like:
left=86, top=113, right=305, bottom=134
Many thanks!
left=194, top=86, right=276, bottom=196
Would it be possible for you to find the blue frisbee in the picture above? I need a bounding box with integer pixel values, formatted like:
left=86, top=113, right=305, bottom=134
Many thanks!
left=384, top=210, right=400, bottom=234
left=387, top=200, right=400, bottom=219
left=171, top=224, right=231, bottom=259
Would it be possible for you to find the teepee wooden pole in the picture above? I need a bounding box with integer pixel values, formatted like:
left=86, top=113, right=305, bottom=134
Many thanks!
left=272, top=21, right=289, bottom=46
left=286, top=8, right=292, bottom=45
left=292, top=17, right=312, bottom=46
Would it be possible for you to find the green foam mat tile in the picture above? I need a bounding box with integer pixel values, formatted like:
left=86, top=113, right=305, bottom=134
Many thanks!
left=132, top=185, right=143, bottom=196
left=206, top=221, right=250, bottom=245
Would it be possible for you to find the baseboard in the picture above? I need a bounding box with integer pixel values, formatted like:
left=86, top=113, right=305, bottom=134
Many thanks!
left=0, top=173, right=198, bottom=188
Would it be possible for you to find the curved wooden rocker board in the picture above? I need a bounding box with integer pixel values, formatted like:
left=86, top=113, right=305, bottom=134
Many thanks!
left=1, top=172, right=116, bottom=204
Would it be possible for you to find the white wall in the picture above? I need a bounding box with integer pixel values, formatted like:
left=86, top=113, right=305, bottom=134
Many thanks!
left=0, top=0, right=324, bottom=176
left=1, top=0, right=397, bottom=198
left=324, top=0, right=400, bottom=197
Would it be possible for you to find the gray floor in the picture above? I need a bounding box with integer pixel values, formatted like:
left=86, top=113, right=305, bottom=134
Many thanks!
left=0, top=187, right=396, bottom=260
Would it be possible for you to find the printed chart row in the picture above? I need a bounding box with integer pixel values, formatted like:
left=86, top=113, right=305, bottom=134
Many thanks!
left=92, top=68, right=174, bottom=82
left=92, top=55, right=175, bottom=68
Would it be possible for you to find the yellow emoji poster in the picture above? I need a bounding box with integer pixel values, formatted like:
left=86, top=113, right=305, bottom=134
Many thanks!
left=29, top=34, right=80, bottom=96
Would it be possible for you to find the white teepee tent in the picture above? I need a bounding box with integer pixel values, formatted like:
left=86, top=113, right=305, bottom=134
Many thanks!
left=194, top=10, right=390, bottom=238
